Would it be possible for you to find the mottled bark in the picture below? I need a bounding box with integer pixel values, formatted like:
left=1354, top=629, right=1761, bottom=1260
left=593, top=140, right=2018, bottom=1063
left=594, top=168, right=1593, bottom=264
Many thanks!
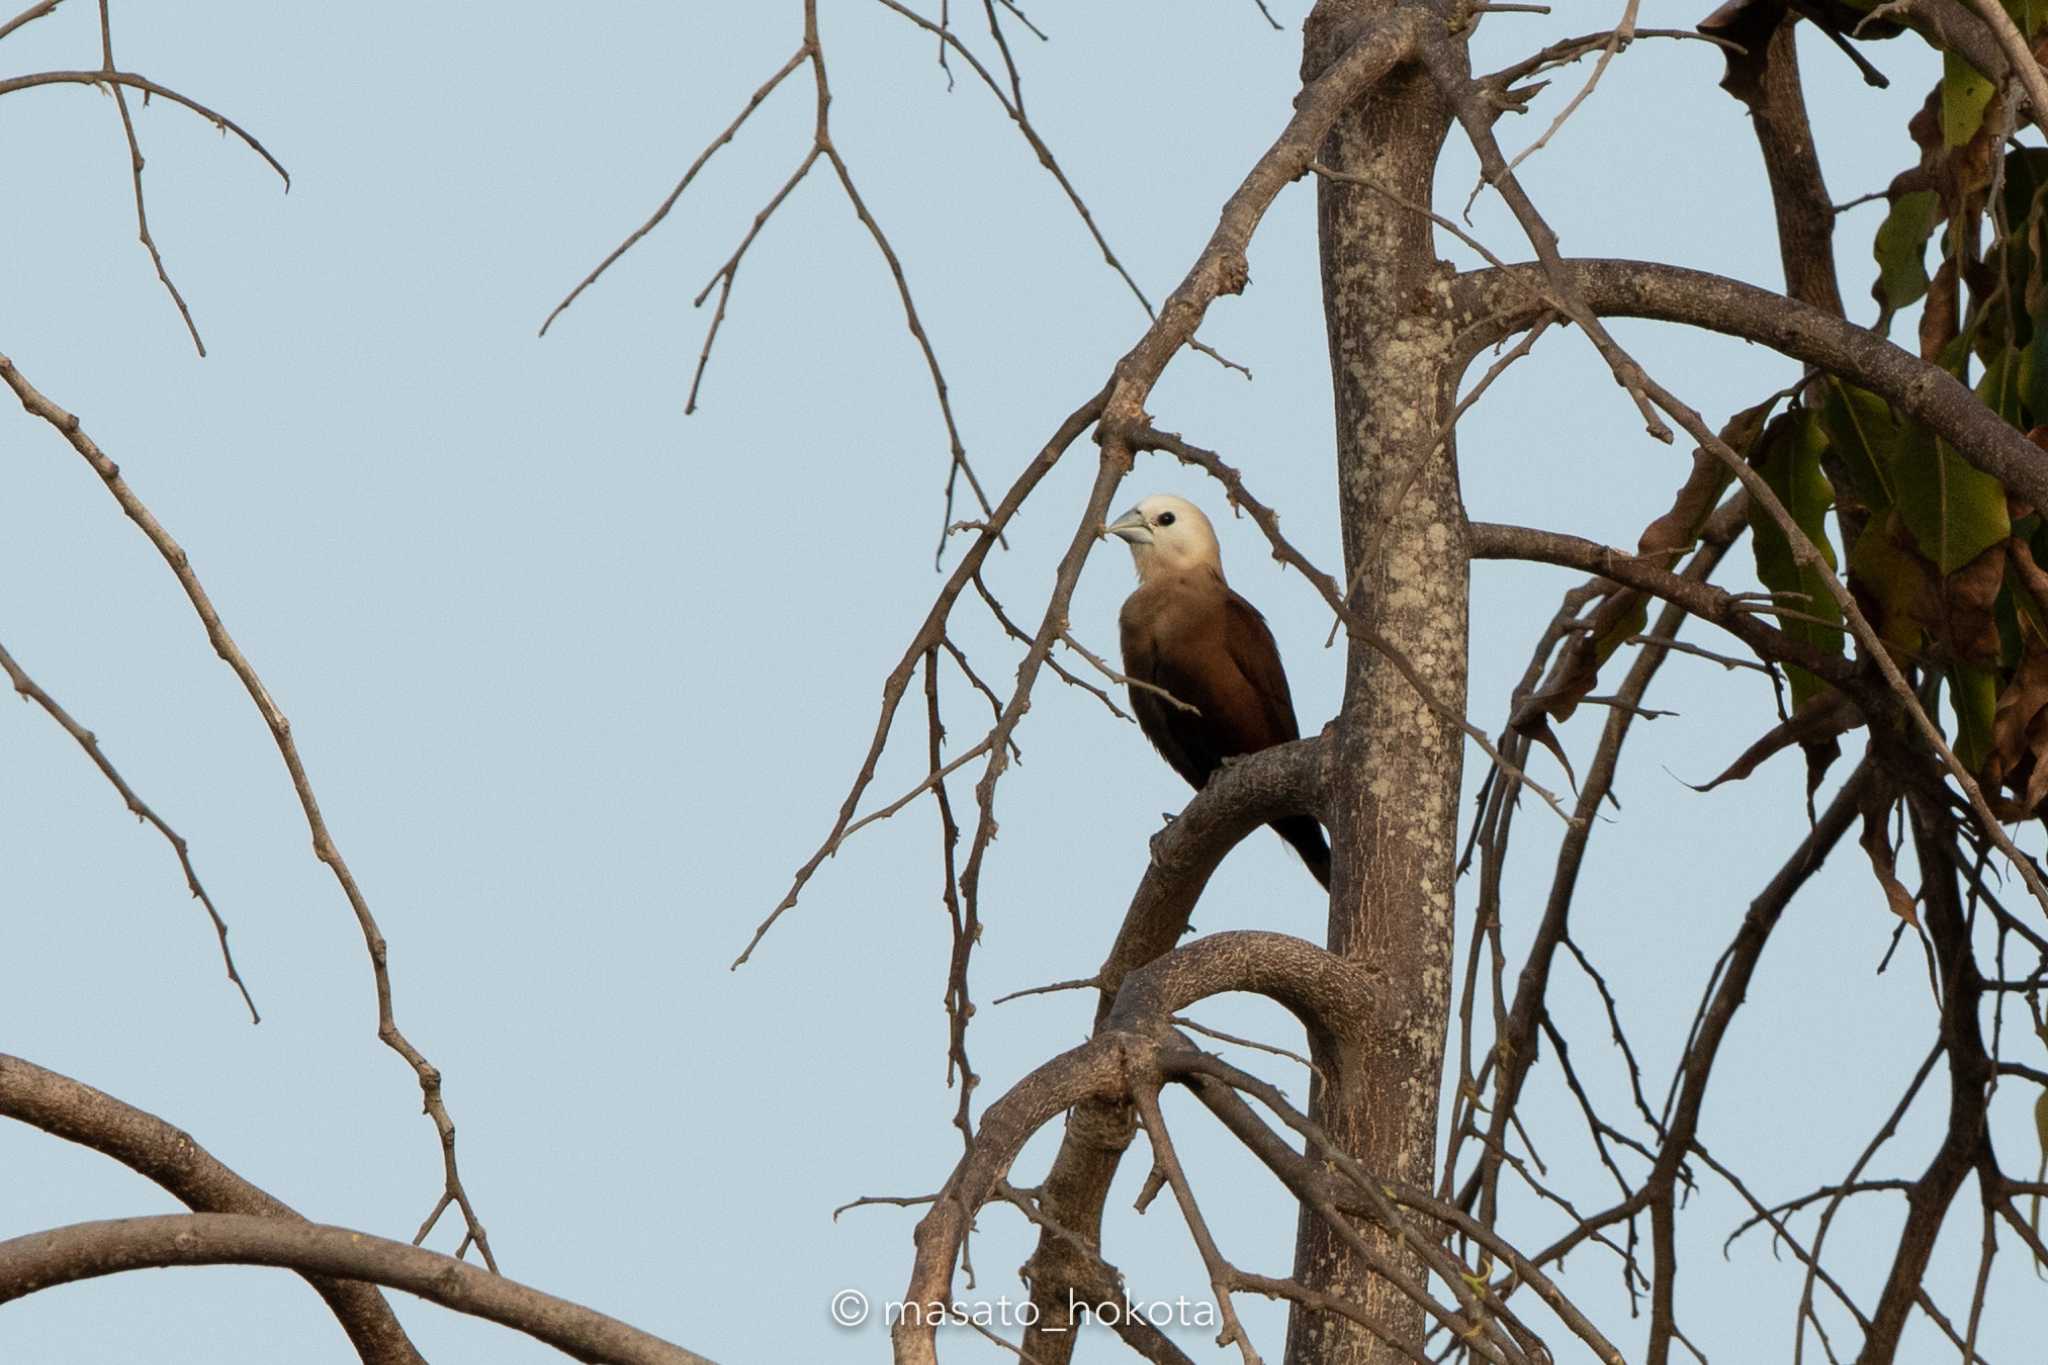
left=1290, top=5, right=1462, bottom=1364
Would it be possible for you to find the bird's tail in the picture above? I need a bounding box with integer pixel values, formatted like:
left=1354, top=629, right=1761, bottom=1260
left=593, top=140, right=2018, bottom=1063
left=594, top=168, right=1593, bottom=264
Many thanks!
left=1271, top=815, right=1332, bottom=891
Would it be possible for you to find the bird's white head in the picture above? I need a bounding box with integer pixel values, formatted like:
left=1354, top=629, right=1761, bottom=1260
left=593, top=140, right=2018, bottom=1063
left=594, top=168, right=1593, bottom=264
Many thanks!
left=1102, top=494, right=1224, bottom=583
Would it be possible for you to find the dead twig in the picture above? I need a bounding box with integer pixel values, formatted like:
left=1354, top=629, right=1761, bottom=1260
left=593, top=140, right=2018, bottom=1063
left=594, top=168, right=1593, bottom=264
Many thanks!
left=0, top=354, right=496, bottom=1272
left=0, top=637, right=256, bottom=1022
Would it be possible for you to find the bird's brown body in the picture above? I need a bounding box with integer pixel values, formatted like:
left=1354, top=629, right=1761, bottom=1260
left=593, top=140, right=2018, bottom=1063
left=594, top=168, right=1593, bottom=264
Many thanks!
left=1108, top=498, right=1331, bottom=888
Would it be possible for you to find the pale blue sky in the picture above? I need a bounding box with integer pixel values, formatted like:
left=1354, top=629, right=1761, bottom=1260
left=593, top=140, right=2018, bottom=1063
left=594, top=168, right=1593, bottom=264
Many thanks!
left=0, top=4, right=2035, bottom=1362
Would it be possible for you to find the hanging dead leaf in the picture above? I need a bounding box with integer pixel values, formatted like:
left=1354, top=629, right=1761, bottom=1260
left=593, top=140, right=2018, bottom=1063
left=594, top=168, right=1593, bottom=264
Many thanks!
left=1934, top=540, right=2008, bottom=666
left=1860, top=801, right=1920, bottom=925
left=1686, top=691, right=1862, bottom=792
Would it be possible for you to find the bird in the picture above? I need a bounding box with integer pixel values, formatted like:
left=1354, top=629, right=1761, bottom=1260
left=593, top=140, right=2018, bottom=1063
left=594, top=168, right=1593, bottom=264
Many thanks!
left=1101, top=493, right=1331, bottom=889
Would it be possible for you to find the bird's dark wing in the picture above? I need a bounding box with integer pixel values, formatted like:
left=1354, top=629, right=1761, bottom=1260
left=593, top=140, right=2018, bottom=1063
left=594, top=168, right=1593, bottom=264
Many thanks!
left=1220, top=590, right=1302, bottom=746
left=1219, top=592, right=1329, bottom=886
left=1121, top=583, right=1298, bottom=789
left=1121, top=615, right=1230, bottom=791
left=1121, top=578, right=1331, bottom=888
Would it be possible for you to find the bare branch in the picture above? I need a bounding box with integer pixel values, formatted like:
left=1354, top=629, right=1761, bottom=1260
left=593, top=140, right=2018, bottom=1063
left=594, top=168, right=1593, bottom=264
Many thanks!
left=0, top=0, right=68, bottom=45
left=94, top=1, right=202, bottom=352
left=540, top=45, right=809, bottom=336
left=0, top=1214, right=713, bottom=1365
left=0, top=637, right=255, bottom=1021
left=734, top=385, right=1107, bottom=966
left=0, top=354, right=497, bottom=1270
left=1448, top=259, right=2048, bottom=514
left=1132, top=1088, right=1263, bottom=1365
left=0, top=1055, right=423, bottom=1365
left=0, top=70, right=289, bottom=185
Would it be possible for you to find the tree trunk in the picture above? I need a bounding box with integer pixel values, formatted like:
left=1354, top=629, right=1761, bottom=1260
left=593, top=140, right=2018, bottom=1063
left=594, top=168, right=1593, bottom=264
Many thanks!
left=1287, top=5, right=1463, bottom=1364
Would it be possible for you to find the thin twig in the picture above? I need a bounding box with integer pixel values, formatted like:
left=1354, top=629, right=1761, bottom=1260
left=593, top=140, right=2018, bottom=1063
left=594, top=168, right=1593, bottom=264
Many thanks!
left=1060, top=628, right=1199, bottom=714
left=1133, top=1088, right=1264, bottom=1365
left=0, top=71, right=289, bottom=185
left=539, top=45, right=809, bottom=337
left=0, top=637, right=256, bottom=1022
left=1473, top=0, right=1640, bottom=215
left=0, top=0, right=69, bottom=45
left=0, top=355, right=496, bottom=1271
left=95, top=1, right=202, bottom=353
left=1172, top=1015, right=1323, bottom=1080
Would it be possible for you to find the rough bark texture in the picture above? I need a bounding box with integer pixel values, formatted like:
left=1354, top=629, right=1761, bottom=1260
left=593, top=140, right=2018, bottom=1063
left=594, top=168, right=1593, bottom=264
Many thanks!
left=1289, top=5, right=1463, bottom=1363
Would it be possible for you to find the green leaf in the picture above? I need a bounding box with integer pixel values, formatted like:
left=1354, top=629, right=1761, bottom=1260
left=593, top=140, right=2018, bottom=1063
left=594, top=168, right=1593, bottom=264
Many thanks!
left=1821, top=379, right=1899, bottom=512
left=2006, top=0, right=2048, bottom=38
left=1944, top=50, right=1997, bottom=147
left=1949, top=662, right=1999, bottom=771
left=2003, top=147, right=2048, bottom=228
left=2029, top=206, right=2048, bottom=328
left=1591, top=595, right=1649, bottom=666
left=1993, top=151, right=2048, bottom=351
left=1892, top=421, right=2012, bottom=574
left=2025, top=325, right=2048, bottom=425
left=2033, top=1083, right=2047, bottom=1274
left=1874, top=190, right=1941, bottom=311
left=1980, top=345, right=2027, bottom=427
left=1750, top=409, right=1845, bottom=709
left=1850, top=513, right=1933, bottom=653
left=1997, top=569, right=2025, bottom=665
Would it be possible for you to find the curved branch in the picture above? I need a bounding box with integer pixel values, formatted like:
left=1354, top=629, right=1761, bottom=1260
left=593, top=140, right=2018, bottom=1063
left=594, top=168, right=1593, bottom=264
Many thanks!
left=913, top=852, right=1373, bottom=1364
left=901, top=1033, right=1149, bottom=1365
left=1468, top=521, right=1854, bottom=685
left=1017, top=733, right=1325, bottom=1356
left=0, top=1214, right=711, bottom=1365
left=0, top=1, right=70, bottom=46
left=1177, top=1051, right=1624, bottom=1365
left=1086, top=734, right=1329, bottom=1023
left=0, top=70, right=288, bottom=186
left=1448, top=514, right=1744, bottom=1223
left=1449, top=259, right=2048, bottom=511
left=0, top=1055, right=421, bottom=1365
left=1106, top=929, right=1375, bottom=1048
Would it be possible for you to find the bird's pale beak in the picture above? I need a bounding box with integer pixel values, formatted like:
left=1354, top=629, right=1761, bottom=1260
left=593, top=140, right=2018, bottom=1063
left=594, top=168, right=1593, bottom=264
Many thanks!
left=1103, top=508, right=1151, bottom=546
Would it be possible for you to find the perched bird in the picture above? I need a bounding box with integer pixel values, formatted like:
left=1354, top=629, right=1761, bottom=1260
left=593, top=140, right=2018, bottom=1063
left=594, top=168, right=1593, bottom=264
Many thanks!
left=1102, top=494, right=1331, bottom=889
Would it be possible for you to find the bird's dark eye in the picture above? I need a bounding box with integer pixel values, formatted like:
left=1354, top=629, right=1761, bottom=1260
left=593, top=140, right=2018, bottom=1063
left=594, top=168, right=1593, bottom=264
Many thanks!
left=1157, top=511, right=1177, bottom=527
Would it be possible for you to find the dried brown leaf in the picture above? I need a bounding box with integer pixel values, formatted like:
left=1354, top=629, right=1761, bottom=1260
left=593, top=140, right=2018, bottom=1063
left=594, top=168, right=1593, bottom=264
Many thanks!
left=1687, top=692, right=1861, bottom=792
